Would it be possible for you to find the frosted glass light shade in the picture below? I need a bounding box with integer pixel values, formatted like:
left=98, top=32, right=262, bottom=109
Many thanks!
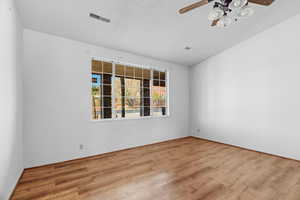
left=229, top=0, right=248, bottom=10
left=217, top=16, right=233, bottom=27
left=208, top=7, right=224, bottom=21
left=236, top=6, right=254, bottom=18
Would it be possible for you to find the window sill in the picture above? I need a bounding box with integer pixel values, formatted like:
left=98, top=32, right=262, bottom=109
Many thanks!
left=91, top=115, right=170, bottom=122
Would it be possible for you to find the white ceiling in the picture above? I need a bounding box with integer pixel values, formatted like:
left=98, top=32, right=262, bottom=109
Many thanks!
left=16, top=0, right=300, bottom=66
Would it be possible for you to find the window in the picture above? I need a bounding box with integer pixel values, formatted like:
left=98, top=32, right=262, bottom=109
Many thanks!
left=91, top=59, right=168, bottom=120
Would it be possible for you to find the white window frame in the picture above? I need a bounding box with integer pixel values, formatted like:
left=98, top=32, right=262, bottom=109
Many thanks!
left=90, top=56, right=170, bottom=122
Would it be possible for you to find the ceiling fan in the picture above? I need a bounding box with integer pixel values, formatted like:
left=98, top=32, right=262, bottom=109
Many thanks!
left=179, top=0, right=275, bottom=27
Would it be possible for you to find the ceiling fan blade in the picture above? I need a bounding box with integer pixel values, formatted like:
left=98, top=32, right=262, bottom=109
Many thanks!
left=179, top=0, right=212, bottom=14
left=211, top=19, right=219, bottom=26
left=248, top=0, right=274, bottom=6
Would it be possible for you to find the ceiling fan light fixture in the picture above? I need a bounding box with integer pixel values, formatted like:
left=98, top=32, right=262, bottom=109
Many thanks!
left=229, top=0, right=248, bottom=10
left=236, top=6, right=254, bottom=18
left=216, top=16, right=233, bottom=27
left=208, top=7, right=224, bottom=21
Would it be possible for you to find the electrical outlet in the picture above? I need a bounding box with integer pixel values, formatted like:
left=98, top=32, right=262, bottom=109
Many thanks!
left=79, top=144, right=84, bottom=150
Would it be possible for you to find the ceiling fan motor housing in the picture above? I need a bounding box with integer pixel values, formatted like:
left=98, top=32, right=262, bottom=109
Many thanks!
left=222, top=0, right=233, bottom=5
left=214, top=0, right=233, bottom=14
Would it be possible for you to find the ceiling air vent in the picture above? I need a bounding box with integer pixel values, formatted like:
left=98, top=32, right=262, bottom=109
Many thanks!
left=89, top=13, right=111, bottom=23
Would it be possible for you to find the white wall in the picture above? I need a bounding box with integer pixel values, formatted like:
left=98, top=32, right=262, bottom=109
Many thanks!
left=0, top=0, right=23, bottom=199
left=23, top=29, right=189, bottom=168
left=191, top=13, right=300, bottom=161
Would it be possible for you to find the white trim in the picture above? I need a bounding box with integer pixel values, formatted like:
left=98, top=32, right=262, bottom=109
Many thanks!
left=90, top=56, right=170, bottom=122
left=91, top=115, right=170, bottom=123
left=91, top=56, right=164, bottom=71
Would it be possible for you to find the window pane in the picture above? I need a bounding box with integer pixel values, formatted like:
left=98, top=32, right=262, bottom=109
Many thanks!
left=161, top=87, right=167, bottom=108
left=160, top=71, right=166, bottom=81
left=143, top=98, right=150, bottom=107
left=103, top=108, right=112, bottom=118
left=91, top=73, right=102, bottom=120
left=114, top=75, right=125, bottom=119
left=160, top=86, right=167, bottom=97
left=115, top=110, right=123, bottom=118
left=125, top=66, right=134, bottom=77
left=114, top=97, right=122, bottom=110
left=125, top=107, right=141, bottom=118
left=159, top=97, right=166, bottom=107
left=125, top=98, right=141, bottom=108
left=153, top=70, right=160, bottom=80
left=103, top=74, right=112, bottom=85
left=143, top=88, right=150, bottom=98
left=135, top=67, right=143, bottom=78
left=125, top=78, right=141, bottom=98
left=125, top=78, right=140, bottom=89
left=152, top=86, right=161, bottom=107
left=153, top=80, right=159, bottom=87
left=143, top=79, right=150, bottom=88
left=160, top=80, right=166, bottom=87
left=126, top=88, right=141, bottom=98
left=103, top=97, right=112, bottom=107
left=91, top=87, right=101, bottom=107
left=133, top=98, right=141, bottom=107
left=92, top=60, right=102, bottom=73
left=162, top=107, right=167, bottom=116
left=143, top=107, right=151, bottom=116
left=153, top=107, right=164, bottom=117
left=114, top=77, right=122, bottom=99
left=143, top=69, right=151, bottom=80
left=103, top=85, right=111, bottom=96
left=116, top=64, right=124, bottom=76
left=103, top=62, right=112, bottom=74
left=92, top=98, right=102, bottom=119
left=151, top=80, right=167, bottom=116
left=92, top=74, right=101, bottom=87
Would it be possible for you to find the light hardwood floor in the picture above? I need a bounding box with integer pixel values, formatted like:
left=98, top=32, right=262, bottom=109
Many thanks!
left=11, top=137, right=300, bottom=200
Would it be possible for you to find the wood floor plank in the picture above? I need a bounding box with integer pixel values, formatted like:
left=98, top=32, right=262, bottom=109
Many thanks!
left=11, top=137, right=300, bottom=200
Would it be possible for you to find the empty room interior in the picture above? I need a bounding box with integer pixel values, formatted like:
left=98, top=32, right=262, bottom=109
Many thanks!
left=2, top=0, right=300, bottom=199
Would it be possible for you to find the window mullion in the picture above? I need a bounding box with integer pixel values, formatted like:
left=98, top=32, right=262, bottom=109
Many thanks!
left=166, top=70, right=170, bottom=116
